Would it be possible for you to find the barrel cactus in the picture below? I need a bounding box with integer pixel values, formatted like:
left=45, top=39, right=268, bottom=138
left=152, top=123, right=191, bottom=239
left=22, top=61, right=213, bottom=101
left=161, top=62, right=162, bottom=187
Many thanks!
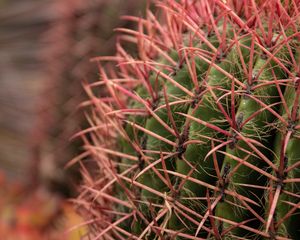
left=76, top=0, right=300, bottom=239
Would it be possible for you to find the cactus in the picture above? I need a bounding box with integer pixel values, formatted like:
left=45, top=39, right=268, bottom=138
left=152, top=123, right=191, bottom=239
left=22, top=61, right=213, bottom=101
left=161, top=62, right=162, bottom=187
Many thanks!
left=77, top=0, right=300, bottom=239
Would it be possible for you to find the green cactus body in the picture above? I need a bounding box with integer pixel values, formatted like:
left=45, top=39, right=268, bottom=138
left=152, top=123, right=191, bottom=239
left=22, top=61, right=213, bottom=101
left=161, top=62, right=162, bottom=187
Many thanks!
left=216, top=47, right=290, bottom=237
left=78, top=1, right=300, bottom=239
left=272, top=50, right=300, bottom=239
left=274, top=88, right=300, bottom=238
left=169, top=36, right=252, bottom=234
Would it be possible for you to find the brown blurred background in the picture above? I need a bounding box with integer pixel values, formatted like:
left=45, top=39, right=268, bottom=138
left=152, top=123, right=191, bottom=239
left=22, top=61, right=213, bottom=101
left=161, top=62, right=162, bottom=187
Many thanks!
left=0, top=0, right=144, bottom=238
left=0, top=0, right=143, bottom=184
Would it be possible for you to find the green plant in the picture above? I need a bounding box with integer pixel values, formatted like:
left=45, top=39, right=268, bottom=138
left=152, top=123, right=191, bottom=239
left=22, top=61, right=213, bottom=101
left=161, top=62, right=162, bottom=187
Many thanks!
left=77, top=0, right=300, bottom=239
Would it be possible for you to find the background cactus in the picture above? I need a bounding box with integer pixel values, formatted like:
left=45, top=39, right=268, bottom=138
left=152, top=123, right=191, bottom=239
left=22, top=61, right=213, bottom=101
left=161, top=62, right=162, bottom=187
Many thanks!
left=0, top=0, right=143, bottom=239
left=30, top=0, right=143, bottom=194
left=77, top=0, right=300, bottom=239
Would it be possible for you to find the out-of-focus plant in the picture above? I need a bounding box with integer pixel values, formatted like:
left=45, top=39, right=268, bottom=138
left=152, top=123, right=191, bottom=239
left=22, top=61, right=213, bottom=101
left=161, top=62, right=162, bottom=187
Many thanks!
left=30, top=0, right=144, bottom=196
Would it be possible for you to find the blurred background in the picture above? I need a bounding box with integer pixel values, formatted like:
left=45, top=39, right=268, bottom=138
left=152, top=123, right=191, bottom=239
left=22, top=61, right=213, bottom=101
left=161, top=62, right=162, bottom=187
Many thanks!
left=0, top=0, right=143, bottom=239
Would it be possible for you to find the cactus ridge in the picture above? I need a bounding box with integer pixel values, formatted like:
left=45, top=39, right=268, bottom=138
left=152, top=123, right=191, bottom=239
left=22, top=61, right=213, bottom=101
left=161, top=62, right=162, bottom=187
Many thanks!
left=76, top=1, right=300, bottom=239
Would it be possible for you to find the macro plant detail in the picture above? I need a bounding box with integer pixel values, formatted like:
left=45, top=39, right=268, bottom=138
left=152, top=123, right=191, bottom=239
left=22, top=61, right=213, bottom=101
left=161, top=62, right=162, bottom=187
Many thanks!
left=76, top=0, right=300, bottom=239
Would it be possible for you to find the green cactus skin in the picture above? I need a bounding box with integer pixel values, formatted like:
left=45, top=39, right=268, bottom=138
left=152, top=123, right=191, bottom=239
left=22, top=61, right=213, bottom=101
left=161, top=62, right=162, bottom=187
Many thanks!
left=216, top=45, right=291, bottom=238
left=77, top=1, right=300, bottom=239
left=273, top=86, right=300, bottom=239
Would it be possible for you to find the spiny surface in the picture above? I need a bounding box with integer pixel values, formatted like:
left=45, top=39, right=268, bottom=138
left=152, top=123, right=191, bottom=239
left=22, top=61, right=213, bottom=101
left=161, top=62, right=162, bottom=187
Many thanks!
left=76, top=0, right=300, bottom=239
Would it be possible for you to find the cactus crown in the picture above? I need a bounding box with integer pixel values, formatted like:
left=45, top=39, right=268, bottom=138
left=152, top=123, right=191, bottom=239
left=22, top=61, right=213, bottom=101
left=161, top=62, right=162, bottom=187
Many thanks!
left=77, top=0, right=300, bottom=239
